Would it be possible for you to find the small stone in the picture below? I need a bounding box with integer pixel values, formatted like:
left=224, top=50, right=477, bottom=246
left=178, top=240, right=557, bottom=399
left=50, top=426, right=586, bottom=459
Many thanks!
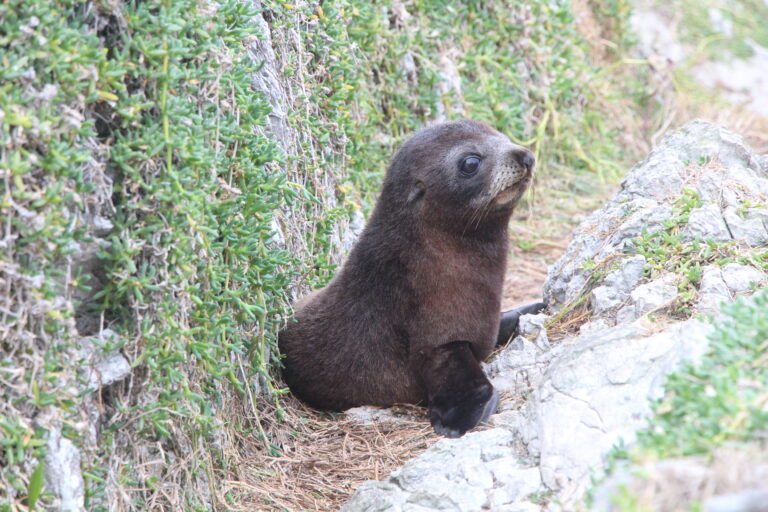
left=92, top=215, right=114, bottom=236
left=78, top=330, right=130, bottom=391
left=37, top=83, right=58, bottom=101
left=90, top=352, right=130, bottom=389
left=518, top=313, right=550, bottom=349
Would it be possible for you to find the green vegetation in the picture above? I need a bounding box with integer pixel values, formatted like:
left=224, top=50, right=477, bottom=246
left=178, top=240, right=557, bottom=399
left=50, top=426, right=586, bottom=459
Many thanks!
left=668, top=0, right=768, bottom=59
left=2, top=0, right=294, bottom=508
left=640, top=289, right=768, bottom=457
left=337, top=0, right=633, bottom=194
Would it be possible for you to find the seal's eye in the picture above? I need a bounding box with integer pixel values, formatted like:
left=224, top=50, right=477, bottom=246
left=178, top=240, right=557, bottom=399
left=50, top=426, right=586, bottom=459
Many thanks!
left=459, top=155, right=481, bottom=177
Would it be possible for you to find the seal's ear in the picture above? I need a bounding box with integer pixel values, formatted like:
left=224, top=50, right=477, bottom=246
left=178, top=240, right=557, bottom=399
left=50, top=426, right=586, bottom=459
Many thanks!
left=407, top=180, right=425, bottom=204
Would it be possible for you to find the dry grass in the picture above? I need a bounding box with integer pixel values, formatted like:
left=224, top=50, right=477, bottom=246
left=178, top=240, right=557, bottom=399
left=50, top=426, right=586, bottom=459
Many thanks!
left=220, top=395, right=440, bottom=511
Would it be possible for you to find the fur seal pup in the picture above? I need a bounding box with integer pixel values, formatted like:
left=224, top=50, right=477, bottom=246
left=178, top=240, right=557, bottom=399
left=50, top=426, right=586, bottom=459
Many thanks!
left=279, top=120, right=541, bottom=437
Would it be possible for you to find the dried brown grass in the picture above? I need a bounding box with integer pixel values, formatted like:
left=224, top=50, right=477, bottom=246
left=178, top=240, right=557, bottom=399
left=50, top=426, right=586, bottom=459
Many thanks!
left=220, top=395, right=439, bottom=511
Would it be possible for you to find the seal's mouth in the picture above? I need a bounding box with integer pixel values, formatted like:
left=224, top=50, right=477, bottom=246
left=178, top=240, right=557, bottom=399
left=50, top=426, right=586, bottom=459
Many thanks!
left=493, top=167, right=532, bottom=205
left=493, top=186, right=523, bottom=205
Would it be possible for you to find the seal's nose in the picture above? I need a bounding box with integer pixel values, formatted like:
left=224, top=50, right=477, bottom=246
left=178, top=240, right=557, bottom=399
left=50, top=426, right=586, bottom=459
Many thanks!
left=511, top=148, right=535, bottom=172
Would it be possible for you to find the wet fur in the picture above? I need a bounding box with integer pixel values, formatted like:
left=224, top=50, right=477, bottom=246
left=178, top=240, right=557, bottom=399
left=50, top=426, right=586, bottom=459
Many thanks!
left=279, top=120, right=533, bottom=435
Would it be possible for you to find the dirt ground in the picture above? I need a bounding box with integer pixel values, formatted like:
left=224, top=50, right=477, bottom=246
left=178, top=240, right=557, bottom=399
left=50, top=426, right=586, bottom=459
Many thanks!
left=501, top=220, right=570, bottom=310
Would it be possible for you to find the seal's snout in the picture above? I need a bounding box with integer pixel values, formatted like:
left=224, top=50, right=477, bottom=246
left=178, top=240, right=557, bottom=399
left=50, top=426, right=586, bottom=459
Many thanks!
left=509, top=147, right=535, bottom=173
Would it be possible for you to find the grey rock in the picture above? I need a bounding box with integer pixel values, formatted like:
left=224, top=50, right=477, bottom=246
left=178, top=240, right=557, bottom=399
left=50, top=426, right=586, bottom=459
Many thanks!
left=698, top=265, right=732, bottom=314
left=685, top=203, right=732, bottom=242
left=269, top=217, right=286, bottom=247
left=708, top=8, right=733, bottom=37
left=613, top=203, right=673, bottom=249
left=402, top=52, right=417, bottom=81
left=520, top=319, right=713, bottom=494
left=759, top=154, right=768, bottom=173
left=590, top=458, right=711, bottom=512
left=78, top=329, right=130, bottom=390
left=485, top=314, right=553, bottom=395
left=518, top=313, right=550, bottom=349
left=343, top=209, right=366, bottom=253
left=591, top=447, right=768, bottom=512
left=496, top=503, right=542, bottom=512
left=630, top=9, right=685, bottom=62
left=723, top=207, right=768, bottom=247
left=485, top=336, right=543, bottom=395
left=692, top=40, right=768, bottom=118
left=92, top=214, right=114, bottom=236
left=614, top=304, right=636, bottom=325
left=628, top=275, right=679, bottom=319
left=343, top=429, right=541, bottom=512
left=546, top=121, right=768, bottom=312
left=45, top=427, right=85, bottom=512
left=609, top=273, right=677, bottom=325
left=579, top=318, right=610, bottom=335
left=485, top=336, right=539, bottom=377
left=705, top=490, right=768, bottom=512
left=486, top=466, right=541, bottom=509
left=605, top=255, right=647, bottom=293
left=590, top=285, right=623, bottom=316
left=721, top=263, right=766, bottom=294
left=246, top=1, right=293, bottom=153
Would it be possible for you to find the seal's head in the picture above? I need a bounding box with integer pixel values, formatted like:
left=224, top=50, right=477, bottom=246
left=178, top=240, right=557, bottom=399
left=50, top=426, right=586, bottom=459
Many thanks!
left=381, top=120, right=535, bottom=232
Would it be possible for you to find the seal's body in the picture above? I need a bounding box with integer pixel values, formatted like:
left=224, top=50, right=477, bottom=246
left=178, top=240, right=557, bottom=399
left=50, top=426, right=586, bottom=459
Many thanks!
left=279, top=120, right=536, bottom=437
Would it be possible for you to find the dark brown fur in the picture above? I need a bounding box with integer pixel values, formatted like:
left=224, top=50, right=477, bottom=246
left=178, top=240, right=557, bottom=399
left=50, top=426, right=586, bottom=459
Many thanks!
left=279, top=120, right=534, bottom=435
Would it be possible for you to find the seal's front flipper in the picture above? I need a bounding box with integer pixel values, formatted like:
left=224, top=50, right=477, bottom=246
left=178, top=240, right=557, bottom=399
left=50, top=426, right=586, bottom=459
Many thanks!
left=496, top=302, right=547, bottom=347
left=420, top=341, right=498, bottom=438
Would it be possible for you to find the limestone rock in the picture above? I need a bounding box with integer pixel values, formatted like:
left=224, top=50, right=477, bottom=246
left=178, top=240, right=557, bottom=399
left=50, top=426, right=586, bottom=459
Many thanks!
left=590, top=446, right=768, bottom=511
left=723, top=207, right=768, bottom=247
left=343, top=429, right=541, bottom=512
left=521, top=319, right=713, bottom=496
left=78, top=329, right=130, bottom=391
left=544, top=120, right=768, bottom=311
left=705, top=490, right=768, bottom=512
left=625, top=274, right=678, bottom=319
left=697, top=265, right=732, bottom=314
left=685, top=203, right=732, bottom=242
left=518, top=313, right=550, bottom=349
left=721, top=263, right=766, bottom=294
left=45, top=428, right=85, bottom=512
